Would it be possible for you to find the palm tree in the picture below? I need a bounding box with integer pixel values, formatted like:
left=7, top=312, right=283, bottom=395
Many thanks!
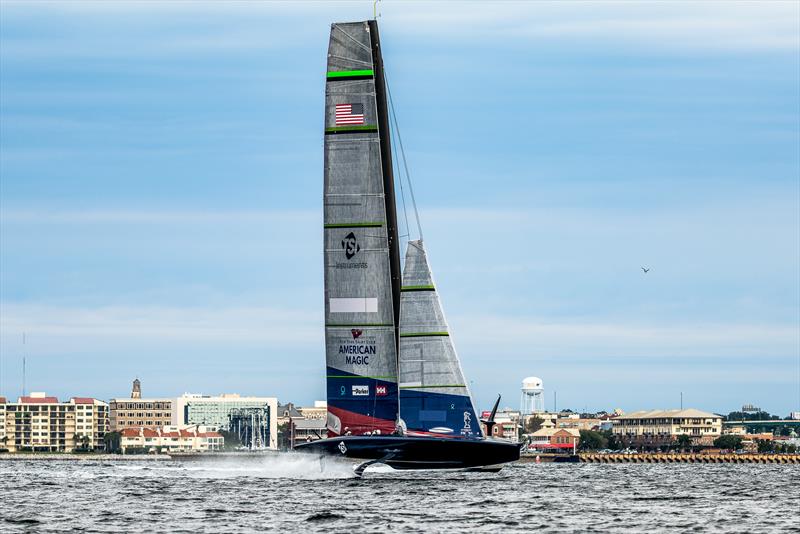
left=675, top=434, right=692, bottom=452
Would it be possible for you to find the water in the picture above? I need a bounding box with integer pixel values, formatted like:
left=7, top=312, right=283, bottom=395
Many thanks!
left=1, top=455, right=798, bottom=533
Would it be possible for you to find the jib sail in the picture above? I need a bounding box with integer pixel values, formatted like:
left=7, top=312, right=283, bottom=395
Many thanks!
left=398, top=240, right=482, bottom=438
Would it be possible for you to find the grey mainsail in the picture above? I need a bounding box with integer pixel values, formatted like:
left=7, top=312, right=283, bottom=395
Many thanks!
left=323, top=21, right=400, bottom=436
left=398, top=240, right=482, bottom=438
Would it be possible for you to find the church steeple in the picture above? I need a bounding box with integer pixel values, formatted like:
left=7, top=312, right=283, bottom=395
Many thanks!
left=131, top=378, right=141, bottom=399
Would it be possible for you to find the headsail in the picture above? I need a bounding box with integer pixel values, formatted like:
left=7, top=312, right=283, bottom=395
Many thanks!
left=398, top=240, right=482, bottom=438
left=323, top=21, right=401, bottom=437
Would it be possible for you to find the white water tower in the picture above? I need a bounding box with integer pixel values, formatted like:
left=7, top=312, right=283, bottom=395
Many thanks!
left=521, top=376, right=545, bottom=415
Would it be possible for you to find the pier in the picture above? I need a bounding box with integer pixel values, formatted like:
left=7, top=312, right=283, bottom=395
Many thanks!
left=520, top=453, right=800, bottom=464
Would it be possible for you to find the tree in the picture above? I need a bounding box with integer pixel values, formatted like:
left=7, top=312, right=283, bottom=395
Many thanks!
left=713, top=434, right=743, bottom=451
left=601, top=429, right=619, bottom=450
left=103, top=431, right=121, bottom=453
left=523, top=416, right=544, bottom=434
left=579, top=430, right=608, bottom=451
left=74, top=434, right=91, bottom=453
left=755, top=439, right=774, bottom=454
left=675, top=434, right=693, bottom=451
left=277, top=422, right=290, bottom=450
left=218, top=429, right=241, bottom=451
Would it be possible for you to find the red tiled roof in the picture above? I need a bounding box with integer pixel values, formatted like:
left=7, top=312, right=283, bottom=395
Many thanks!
left=0, top=397, right=6, bottom=404
left=201, top=432, right=223, bottom=438
left=19, top=396, right=59, bottom=404
left=179, top=430, right=195, bottom=437
left=142, top=428, right=160, bottom=438
left=120, top=428, right=141, bottom=437
left=71, top=397, right=95, bottom=404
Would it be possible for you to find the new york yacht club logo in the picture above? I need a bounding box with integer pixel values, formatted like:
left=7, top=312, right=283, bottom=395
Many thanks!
left=337, top=328, right=375, bottom=365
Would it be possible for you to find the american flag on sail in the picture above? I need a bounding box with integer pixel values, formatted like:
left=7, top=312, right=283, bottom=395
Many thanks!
left=335, top=103, right=365, bottom=125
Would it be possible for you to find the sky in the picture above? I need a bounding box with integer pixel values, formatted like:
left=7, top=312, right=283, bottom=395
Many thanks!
left=0, top=1, right=798, bottom=415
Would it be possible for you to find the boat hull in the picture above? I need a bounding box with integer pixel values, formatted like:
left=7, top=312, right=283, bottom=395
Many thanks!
left=294, top=435, right=520, bottom=470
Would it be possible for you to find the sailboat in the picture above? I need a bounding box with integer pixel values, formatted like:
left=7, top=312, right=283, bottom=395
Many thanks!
left=294, top=20, right=519, bottom=473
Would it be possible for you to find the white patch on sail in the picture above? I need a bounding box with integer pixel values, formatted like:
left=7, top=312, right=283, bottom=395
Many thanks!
left=329, top=297, right=378, bottom=313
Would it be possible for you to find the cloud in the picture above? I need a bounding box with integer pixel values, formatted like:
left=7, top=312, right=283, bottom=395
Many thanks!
left=1, top=1, right=797, bottom=61
left=449, top=313, right=799, bottom=360
left=0, top=209, right=316, bottom=225
left=0, top=302, right=321, bottom=349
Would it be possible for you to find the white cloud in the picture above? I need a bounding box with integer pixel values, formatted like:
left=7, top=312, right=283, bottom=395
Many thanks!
left=0, top=302, right=322, bottom=350
left=1, top=0, right=796, bottom=59
left=450, top=313, right=799, bottom=360
left=0, top=209, right=316, bottom=225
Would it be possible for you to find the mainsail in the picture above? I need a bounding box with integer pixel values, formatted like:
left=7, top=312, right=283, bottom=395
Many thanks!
left=323, top=21, right=401, bottom=437
left=398, top=240, right=482, bottom=438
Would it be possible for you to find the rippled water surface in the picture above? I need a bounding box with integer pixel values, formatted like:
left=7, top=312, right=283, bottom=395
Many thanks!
left=1, top=455, right=798, bottom=533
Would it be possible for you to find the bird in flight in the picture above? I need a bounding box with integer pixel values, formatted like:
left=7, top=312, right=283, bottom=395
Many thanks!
left=641, top=267, right=650, bottom=273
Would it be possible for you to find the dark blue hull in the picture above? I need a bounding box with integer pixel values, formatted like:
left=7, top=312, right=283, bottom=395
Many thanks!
left=294, top=435, right=520, bottom=470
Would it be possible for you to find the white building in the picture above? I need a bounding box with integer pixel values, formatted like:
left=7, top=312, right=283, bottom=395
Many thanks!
left=173, top=393, right=277, bottom=449
left=119, top=425, right=223, bottom=453
left=612, top=408, right=722, bottom=447
left=2, top=393, right=109, bottom=452
left=0, top=397, right=6, bottom=445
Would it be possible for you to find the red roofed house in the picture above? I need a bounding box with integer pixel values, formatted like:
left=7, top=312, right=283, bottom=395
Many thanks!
left=119, top=425, right=224, bottom=454
left=1, top=392, right=109, bottom=452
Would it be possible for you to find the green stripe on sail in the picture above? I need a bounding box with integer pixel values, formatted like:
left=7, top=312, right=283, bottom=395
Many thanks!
left=399, top=332, right=449, bottom=337
left=327, top=375, right=396, bottom=380
left=324, top=222, right=383, bottom=228
left=401, top=285, right=435, bottom=292
left=400, top=384, right=466, bottom=389
left=326, top=69, right=374, bottom=78
left=326, top=323, right=393, bottom=327
left=325, top=125, right=378, bottom=133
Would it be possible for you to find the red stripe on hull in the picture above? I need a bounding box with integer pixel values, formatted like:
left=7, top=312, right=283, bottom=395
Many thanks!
left=327, top=405, right=396, bottom=437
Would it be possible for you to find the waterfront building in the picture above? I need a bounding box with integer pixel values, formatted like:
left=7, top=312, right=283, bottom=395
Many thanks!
left=527, top=427, right=581, bottom=452
left=611, top=408, right=722, bottom=448
left=291, top=417, right=327, bottom=445
left=109, top=379, right=174, bottom=431
left=173, top=393, right=277, bottom=449
left=481, top=409, right=521, bottom=442
left=119, top=425, right=223, bottom=453
left=1, top=392, right=109, bottom=452
left=298, top=400, right=327, bottom=421
left=277, top=402, right=304, bottom=427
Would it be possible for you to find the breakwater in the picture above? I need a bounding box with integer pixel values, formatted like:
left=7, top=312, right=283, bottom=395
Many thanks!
left=576, top=453, right=799, bottom=464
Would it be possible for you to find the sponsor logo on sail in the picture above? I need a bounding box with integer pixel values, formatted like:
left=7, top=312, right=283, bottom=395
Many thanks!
left=341, top=232, right=360, bottom=259
left=375, top=385, right=388, bottom=396
left=335, top=232, right=367, bottom=269
left=337, top=330, right=376, bottom=365
left=352, top=385, right=369, bottom=396
left=338, top=441, right=347, bottom=454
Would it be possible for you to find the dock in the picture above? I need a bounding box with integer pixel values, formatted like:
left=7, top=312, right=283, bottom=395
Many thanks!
left=520, top=453, right=800, bottom=464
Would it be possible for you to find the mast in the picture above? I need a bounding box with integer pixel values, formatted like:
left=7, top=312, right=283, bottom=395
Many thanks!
left=368, top=20, right=401, bottom=360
